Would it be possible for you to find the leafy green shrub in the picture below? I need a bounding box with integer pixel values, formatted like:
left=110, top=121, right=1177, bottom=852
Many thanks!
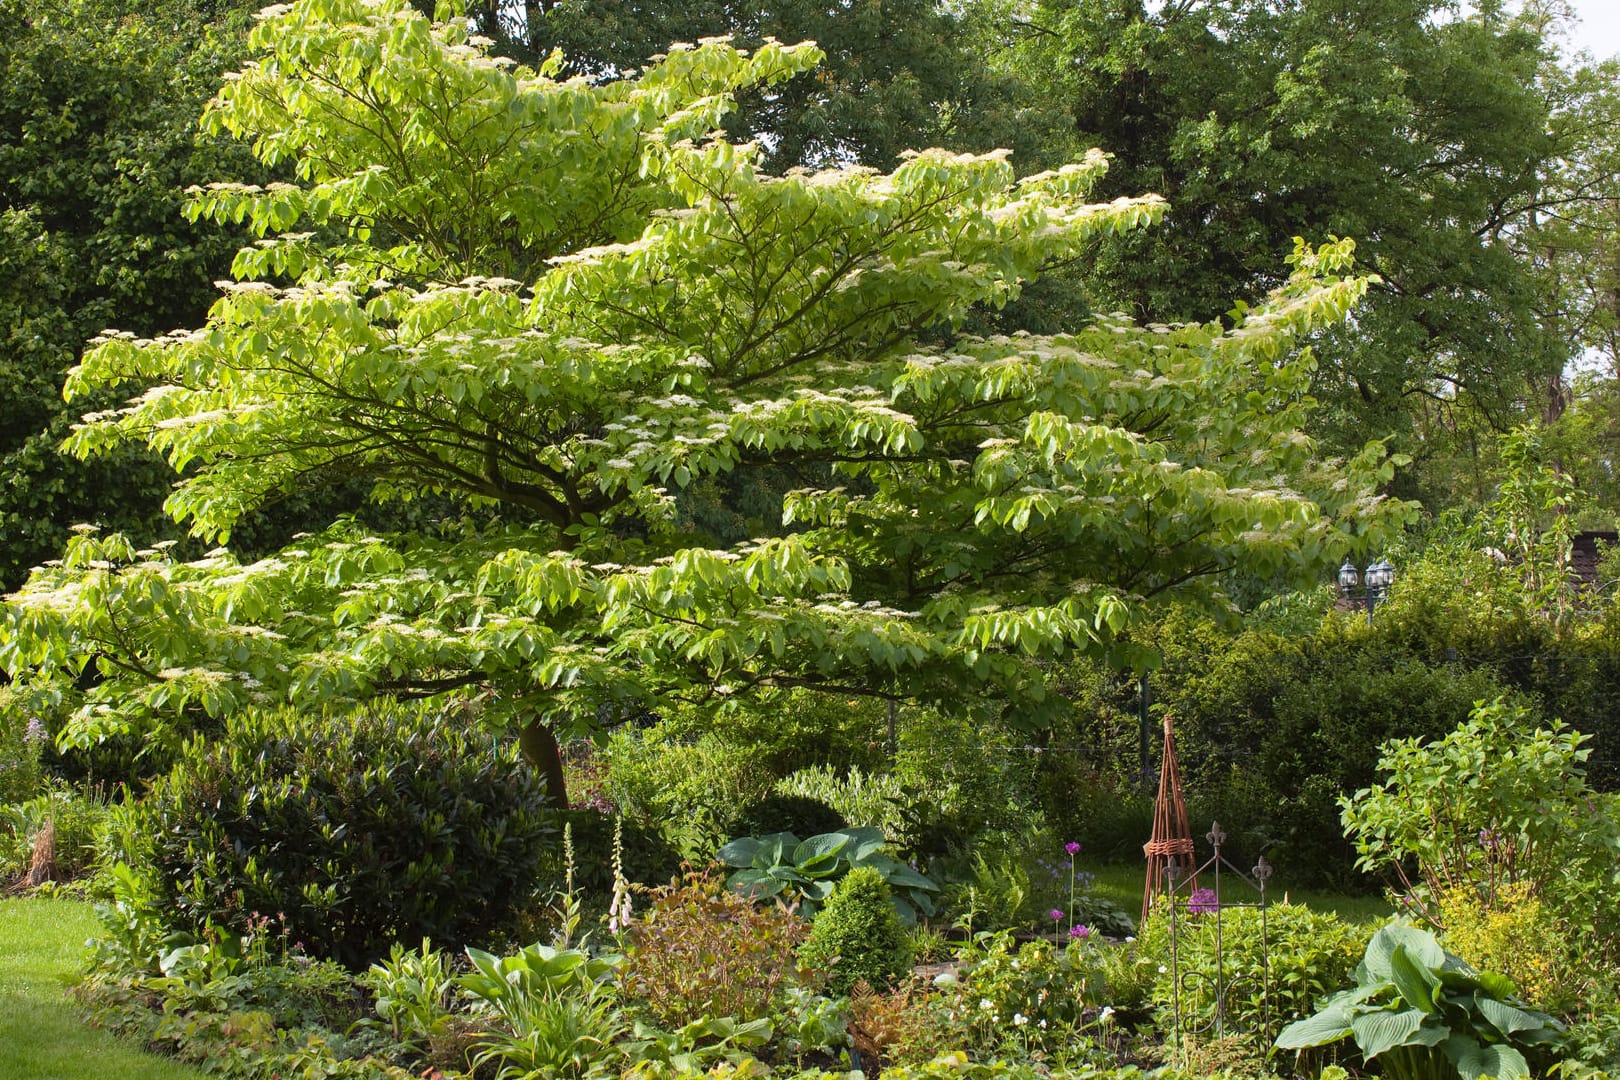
left=733, top=793, right=846, bottom=839
left=357, top=940, right=458, bottom=1055
left=0, top=701, right=44, bottom=806
left=1146, top=901, right=1364, bottom=1036
left=800, top=866, right=912, bottom=995
left=1341, top=698, right=1620, bottom=962
left=775, top=765, right=904, bottom=835
left=1275, top=923, right=1564, bottom=1080
left=621, top=868, right=812, bottom=1028
left=653, top=689, right=889, bottom=777
left=459, top=941, right=627, bottom=1080
left=1435, top=883, right=1585, bottom=1015
left=890, top=708, right=1043, bottom=863
left=126, top=701, right=553, bottom=968
left=602, top=730, right=774, bottom=861
left=717, top=828, right=939, bottom=922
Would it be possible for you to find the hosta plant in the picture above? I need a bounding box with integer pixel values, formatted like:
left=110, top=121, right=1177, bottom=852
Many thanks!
left=716, top=827, right=938, bottom=922
left=1274, top=923, right=1562, bottom=1080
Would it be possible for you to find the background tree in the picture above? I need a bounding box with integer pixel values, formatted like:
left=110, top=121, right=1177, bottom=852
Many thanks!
left=0, top=0, right=1411, bottom=804
left=0, top=0, right=266, bottom=590
left=431, top=0, right=1047, bottom=174
left=978, top=0, right=1578, bottom=503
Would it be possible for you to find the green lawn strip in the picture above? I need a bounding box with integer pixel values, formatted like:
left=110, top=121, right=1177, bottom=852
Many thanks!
left=1085, top=862, right=1394, bottom=927
left=0, top=897, right=207, bottom=1080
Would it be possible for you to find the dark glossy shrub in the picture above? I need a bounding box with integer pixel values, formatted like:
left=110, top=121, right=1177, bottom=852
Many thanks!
left=733, top=793, right=847, bottom=840
left=128, top=702, right=552, bottom=968
left=800, top=866, right=912, bottom=994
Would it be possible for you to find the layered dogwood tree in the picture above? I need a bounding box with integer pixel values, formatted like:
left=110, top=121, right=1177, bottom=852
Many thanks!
left=0, top=0, right=1410, bottom=802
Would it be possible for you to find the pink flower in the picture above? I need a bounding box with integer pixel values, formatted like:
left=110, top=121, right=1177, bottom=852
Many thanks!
left=1070, top=925, right=1090, bottom=939
left=1064, top=841, right=1081, bottom=856
left=1049, top=908, right=1065, bottom=922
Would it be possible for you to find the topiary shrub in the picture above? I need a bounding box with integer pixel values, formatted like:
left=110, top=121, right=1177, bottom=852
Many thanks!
left=799, top=866, right=912, bottom=994
left=127, top=701, right=552, bottom=969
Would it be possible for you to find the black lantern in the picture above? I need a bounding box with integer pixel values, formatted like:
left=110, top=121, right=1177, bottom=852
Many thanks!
left=1336, top=557, right=1395, bottom=622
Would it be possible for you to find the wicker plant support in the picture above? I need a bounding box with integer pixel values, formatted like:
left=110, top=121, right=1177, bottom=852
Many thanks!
left=1142, top=715, right=1196, bottom=923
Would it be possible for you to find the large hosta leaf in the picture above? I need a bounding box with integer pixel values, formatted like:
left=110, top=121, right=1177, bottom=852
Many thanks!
left=1388, top=943, right=1440, bottom=1014
left=1351, top=1007, right=1427, bottom=1059
left=1275, top=1006, right=1354, bottom=1050
left=1445, top=1035, right=1531, bottom=1080
left=1476, top=996, right=1555, bottom=1038
left=1364, top=924, right=1445, bottom=981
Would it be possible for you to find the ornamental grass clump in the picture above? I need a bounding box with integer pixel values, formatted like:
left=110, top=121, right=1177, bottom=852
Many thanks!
left=799, top=866, right=913, bottom=994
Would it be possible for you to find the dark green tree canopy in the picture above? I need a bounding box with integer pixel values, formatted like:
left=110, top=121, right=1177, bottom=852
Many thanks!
left=0, top=0, right=268, bottom=589
left=985, top=0, right=1573, bottom=489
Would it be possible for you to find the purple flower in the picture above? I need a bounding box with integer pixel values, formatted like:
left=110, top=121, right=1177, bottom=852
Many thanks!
left=1188, top=887, right=1217, bottom=915
left=1049, top=908, right=1065, bottom=922
left=1065, top=841, right=1081, bottom=856
left=23, top=717, right=44, bottom=745
left=1070, top=925, right=1091, bottom=939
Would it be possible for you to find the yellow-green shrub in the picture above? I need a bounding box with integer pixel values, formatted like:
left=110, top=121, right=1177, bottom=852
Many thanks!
left=1437, top=882, right=1584, bottom=1013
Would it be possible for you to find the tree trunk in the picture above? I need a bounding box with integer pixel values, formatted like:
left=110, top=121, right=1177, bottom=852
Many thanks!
left=519, top=719, right=570, bottom=810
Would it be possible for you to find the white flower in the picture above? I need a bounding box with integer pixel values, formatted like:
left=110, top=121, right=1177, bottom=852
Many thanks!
left=980, top=998, right=994, bottom=1011
left=1099, top=1006, right=1116, bottom=1024
left=1038, top=1019, right=1048, bottom=1029
left=1013, top=1013, right=1029, bottom=1026
left=1158, top=965, right=1168, bottom=973
left=933, top=972, right=958, bottom=987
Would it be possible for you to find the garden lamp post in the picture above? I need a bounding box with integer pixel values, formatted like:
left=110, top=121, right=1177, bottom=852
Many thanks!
left=1336, top=557, right=1395, bottom=623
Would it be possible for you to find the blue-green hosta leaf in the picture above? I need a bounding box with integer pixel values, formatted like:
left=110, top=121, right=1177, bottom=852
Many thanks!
left=1475, top=996, right=1556, bottom=1038
left=1445, top=1034, right=1531, bottom=1080
left=836, top=827, right=888, bottom=863
left=1351, top=1007, right=1428, bottom=1060
left=1275, top=1006, right=1354, bottom=1050
left=793, top=832, right=850, bottom=870
left=1364, top=924, right=1446, bottom=982
left=1388, top=943, right=1440, bottom=1014
left=727, top=868, right=786, bottom=898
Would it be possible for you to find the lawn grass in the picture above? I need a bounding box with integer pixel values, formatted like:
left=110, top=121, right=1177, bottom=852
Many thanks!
left=0, top=897, right=206, bottom=1080
left=1086, top=862, right=1395, bottom=927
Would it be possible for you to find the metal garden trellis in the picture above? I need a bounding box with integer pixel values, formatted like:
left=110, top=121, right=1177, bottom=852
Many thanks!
left=1161, top=823, right=1277, bottom=1061
left=1141, top=715, right=1278, bottom=1062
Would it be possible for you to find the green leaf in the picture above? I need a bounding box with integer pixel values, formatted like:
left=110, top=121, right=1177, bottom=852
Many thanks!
left=1351, top=1007, right=1427, bottom=1060
left=1275, top=1006, right=1354, bottom=1050
left=1447, top=1035, right=1530, bottom=1080
left=1364, top=924, right=1445, bottom=982
left=1388, top=943, right=1440, bottom=1014
left=1475, top=996, right=1549, bottom=1038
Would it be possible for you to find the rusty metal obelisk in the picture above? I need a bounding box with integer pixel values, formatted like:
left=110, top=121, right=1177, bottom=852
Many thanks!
left=1142, top=713, right=1197, bottom=923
